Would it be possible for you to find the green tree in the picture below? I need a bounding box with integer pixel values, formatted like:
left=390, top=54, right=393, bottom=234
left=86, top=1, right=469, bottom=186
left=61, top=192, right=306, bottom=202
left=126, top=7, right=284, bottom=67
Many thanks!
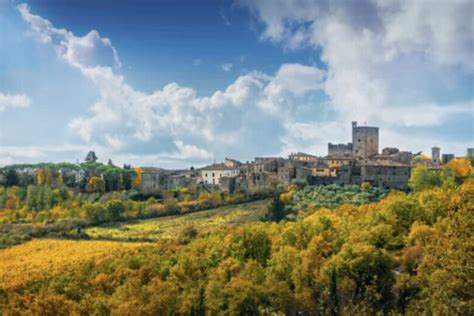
left=409, top=166, right=455, bottom=192
left=26, top=185, right=38, bottom=210
left=5, top=169, right=19, bottom=187
left=266, top=193, right=286, bottom=222
left=328, top=267, right=339, bottom=316
left=105, top=200, right=125, bottom=221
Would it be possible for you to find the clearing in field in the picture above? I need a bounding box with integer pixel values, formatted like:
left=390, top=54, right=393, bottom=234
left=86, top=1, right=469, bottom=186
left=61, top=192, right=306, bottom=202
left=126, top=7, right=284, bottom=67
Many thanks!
left=86, top=199, right=269, bottom=241
left=0, top=239, right=150, bottom=288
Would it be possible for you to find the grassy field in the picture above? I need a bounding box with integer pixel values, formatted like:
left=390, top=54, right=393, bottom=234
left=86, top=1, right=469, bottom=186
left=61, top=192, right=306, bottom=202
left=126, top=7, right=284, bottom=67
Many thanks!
left=0, top=239, right=150, bottom=288
left=86, top=199, right=269, bottom=241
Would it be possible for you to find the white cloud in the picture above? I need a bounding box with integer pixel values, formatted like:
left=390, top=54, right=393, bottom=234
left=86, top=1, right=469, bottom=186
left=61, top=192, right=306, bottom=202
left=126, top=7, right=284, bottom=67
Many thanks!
left=238, top=0, right=474, bottom=156
left=17, top=3, right=121, bottom=69
left=0, top=92, right=31, bottom=111
left=221, top=63, right=233, bottom=72
left=173, top=141, right=213, bottom=159
left=17, top=3, right=326, bottom=163
left=14, top=1, right=473, bottom=167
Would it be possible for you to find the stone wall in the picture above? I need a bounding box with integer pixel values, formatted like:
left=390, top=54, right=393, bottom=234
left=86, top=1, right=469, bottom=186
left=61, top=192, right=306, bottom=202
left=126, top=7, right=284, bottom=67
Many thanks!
left=328, top=143, right=353, bottom=156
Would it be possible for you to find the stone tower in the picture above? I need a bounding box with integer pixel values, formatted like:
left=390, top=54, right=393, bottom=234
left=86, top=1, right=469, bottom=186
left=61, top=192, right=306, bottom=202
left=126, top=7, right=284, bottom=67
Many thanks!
left=352, top=121, right=379, bottom=159
left=432, top=147, right=440, bottom=164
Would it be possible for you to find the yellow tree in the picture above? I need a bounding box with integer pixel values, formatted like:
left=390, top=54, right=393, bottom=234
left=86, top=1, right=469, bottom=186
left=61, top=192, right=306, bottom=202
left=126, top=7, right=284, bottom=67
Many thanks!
left=56, top=172, right=64, bottom=187
left=86, top=176, right=106, bottom=193
left=446, top=158, right=472, bottom=179
left=5, top=186, right=19, bottom=210
left=132, top=167, right=144, bottom=189
left=35, top=168, right=46, bottom=186
left=35, top=168, right=54, bottom=186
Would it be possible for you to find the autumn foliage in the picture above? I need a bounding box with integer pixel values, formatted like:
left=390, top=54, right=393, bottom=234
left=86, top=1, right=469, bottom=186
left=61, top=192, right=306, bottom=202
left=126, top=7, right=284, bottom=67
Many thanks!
left=0, top=180, right=472, bottom=315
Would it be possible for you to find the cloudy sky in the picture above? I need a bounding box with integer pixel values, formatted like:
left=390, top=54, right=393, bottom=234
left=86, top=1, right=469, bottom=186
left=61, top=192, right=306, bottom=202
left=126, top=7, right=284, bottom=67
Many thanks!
left=0, top=0, right=473, bottom=168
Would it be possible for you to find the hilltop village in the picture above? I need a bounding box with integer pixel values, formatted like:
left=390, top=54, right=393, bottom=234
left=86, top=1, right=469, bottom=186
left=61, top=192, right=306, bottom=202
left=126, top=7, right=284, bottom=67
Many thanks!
left=1, top=121, right=472, bottom=196
left=135, top=121, right=472, bottom=195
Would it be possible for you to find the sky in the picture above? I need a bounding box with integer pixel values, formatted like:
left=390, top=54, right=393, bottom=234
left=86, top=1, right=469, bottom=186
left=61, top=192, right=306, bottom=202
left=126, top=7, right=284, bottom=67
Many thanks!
left=0, top=0, right=473, bottom=168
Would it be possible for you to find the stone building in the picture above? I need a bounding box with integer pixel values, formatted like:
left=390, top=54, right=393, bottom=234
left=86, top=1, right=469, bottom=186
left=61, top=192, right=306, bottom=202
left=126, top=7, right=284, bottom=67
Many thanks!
left=289, top=152, right=318, bottom=162
left=467, top=148, right=474, bottom=159
left=442, top=154, right=455, bottom=164
left=200, top=163, right=241, bottom=186
left=374, top=150, right=413, bottom=165
left=277, top=165, right=295, bottom=186
left=219, top=175, right=248, bottom=194
left=224, top=158, right=242, bottom=168
left=432, top=147, right=440, bottom=164
left=138, top=167, right=169, bottom=196
left=358, top=160, right=411, bottom=190
left=328, top=143, right=353, bottom=156
left=295, top=165, right=312, bottom=181
left=382, top=147, right=399, bottom=155
left=352, top=121, right=379, bottom=158
left=322, top=155, right=353, bottom=174
left=168, top=170, right=198, bottom=190
left=244, top=158, right=283, bottom=191
left=311, top=160, right=335, bottom=177
left=338, top=160, right=410, bottom=190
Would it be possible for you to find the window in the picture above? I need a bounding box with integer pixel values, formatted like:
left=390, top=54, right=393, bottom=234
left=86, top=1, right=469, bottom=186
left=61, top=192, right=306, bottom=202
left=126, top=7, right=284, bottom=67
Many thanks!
left=205, top=173, right=207, bottom=177
left=212, top=173, right=215, bottom=177
left=358, top=139, right=361, bottom=142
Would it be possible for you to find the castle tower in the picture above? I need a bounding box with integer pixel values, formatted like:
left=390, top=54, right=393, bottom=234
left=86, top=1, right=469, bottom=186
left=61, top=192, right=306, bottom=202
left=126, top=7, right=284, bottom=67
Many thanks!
left=432, top=147, right=440, bottom=164
left=352, top=121, right=379, bottom=159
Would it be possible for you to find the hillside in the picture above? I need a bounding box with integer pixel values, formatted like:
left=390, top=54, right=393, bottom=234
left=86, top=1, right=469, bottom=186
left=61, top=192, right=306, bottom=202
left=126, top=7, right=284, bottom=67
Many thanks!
left=0, top=181, right=472, bottom=314
left=85, top=199, right=268, bottom=241
left=0, top=239, right=150, bottom=289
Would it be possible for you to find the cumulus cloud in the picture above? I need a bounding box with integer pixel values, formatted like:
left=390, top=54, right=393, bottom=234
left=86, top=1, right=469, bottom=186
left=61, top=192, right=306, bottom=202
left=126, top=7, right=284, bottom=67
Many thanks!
left=237, top=0, right=474, bottom=157
left=17, top=3, right=121, bottom=69
left=17, top=3, right=325, bottom=163
left=15, top=1, right=473, bottom=166
left=0, top=92, right=31, bottom=111
left=238, top=0, right=474, bottom=125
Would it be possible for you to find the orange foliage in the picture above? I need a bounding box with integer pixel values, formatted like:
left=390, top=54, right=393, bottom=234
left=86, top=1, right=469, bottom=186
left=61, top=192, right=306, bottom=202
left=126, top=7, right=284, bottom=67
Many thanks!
left=132, top=167, right=144, bottom=188
left=446, top=158, right=472, bottom=178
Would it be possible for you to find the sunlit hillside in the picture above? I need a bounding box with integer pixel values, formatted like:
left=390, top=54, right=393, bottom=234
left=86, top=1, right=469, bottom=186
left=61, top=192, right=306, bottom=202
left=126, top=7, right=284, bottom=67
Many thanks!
left=86, top=199, right=268, bottom=241
left=0, top=239, right=150, bottom=288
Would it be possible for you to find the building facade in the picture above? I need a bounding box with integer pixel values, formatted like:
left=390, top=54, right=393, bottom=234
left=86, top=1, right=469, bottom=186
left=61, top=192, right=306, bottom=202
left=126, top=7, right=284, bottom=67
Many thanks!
left=200, top=164, right=241, bottom=185
left=442, top=154, right=455, bottom=164
left=352, top=121, right=379, bottom=158
left=138, top=167, right=169, bottom=195
left=289, top=152, right=318, bottom=162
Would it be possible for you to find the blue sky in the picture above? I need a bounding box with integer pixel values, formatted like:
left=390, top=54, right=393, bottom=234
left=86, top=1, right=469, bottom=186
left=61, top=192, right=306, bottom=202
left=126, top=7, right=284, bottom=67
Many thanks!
left=0, top=0, right=473, bottom=167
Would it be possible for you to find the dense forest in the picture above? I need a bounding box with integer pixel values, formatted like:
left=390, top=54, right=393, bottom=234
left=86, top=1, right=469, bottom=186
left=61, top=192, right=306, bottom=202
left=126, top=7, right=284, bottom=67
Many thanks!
left=0, top=160, right=472, bottom=315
